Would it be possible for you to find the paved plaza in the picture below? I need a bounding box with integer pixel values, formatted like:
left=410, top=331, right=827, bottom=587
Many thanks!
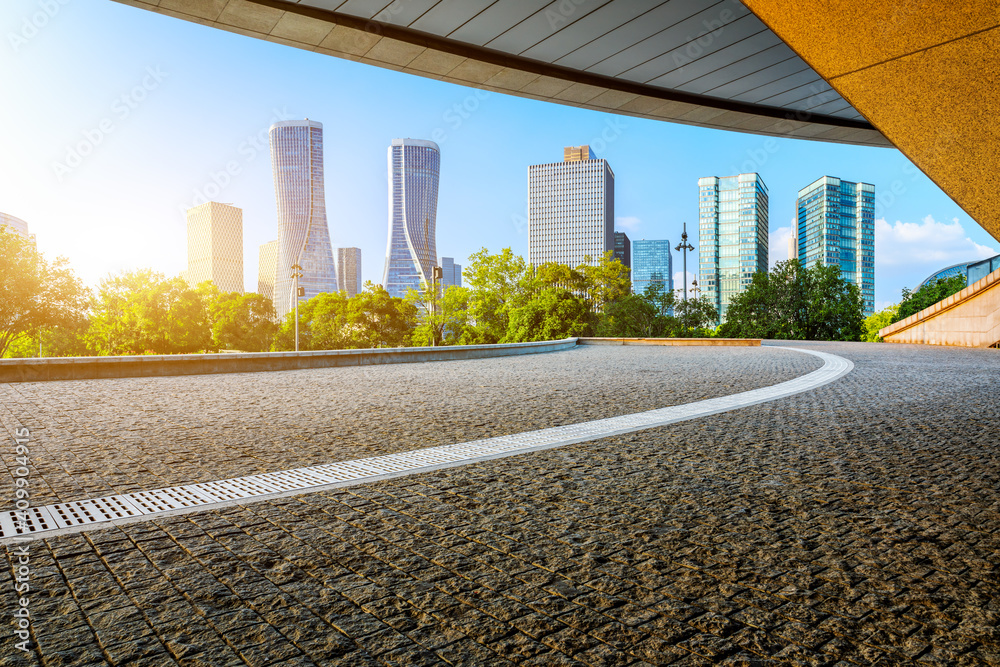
left=1, top=343, right=998, bottom=666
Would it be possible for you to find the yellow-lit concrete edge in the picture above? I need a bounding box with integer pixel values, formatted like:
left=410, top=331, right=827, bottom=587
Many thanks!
left=879, top=267, right=1000, bottom=348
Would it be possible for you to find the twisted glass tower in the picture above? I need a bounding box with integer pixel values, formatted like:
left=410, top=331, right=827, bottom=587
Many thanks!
left=383, top=139, right=440, bottom=298
left=269, top=119, right=337, bottom=318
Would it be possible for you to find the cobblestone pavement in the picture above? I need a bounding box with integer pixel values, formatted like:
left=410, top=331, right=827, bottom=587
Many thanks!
left=2, top=342, right=999, bottom=666
left=0, top=346, right=819, bottom=507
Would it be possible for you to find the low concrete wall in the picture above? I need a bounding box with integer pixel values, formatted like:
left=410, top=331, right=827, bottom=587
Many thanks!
left=578, top=337, right=761, bottom=346
left=879, top=266, right=1000, bottom=348
left=0, top=338, right=579, bottom=383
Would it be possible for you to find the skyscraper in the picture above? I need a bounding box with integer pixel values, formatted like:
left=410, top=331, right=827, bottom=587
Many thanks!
left=0, top=212, right=36, bottom=246
left=796, top=176, right=876, bottom=315
left=258, top=240, right=278, bottom=303
left=337, top=247, right=363, bottom=297
left=383, top=138, right=440, bottom=298
left=440, top=257, right=462, bottom=289
left=528, top=145, right=614, bottom=268
left=613, top=231, right=631, bottom=271
left=183, top=202, right=243, bottom=293
left=632, top=240, right=673, bottom=296
left=270, top=119, right=337, bottom=318
left=698, top=173, right=769, bottom=323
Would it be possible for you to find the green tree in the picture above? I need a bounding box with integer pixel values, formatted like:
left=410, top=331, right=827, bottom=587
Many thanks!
left=505, top=287, right=592, bottom=342
left=673, top=295, right=720, bottom=337
left=894, top=274, right=967, bottom=322
left=0, top=227, right=89, bottom=357
left=273, top=283, right=417, bottom=351
left=87, top=270, right=212, bottom=354
left=719, top=260, right=864, bottom=341
left=863, top=304, right=899, bottom=342
left=210, top=292, right=278, bottom=351
left=577, top=252, right=632, bottom=312
left=462, top=248, right=530, bottom=344
left=407, top=284, right=470, bottom=347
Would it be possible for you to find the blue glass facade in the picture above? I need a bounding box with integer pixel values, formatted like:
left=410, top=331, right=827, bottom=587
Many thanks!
left=699, top=173, right=769, bottom=323
left=632, top=240, right=673, bottom=296
left=796, top=176, right=875, bottom=316
left=269, top=120, right=338, bottom=318
left=383, top=139, right=440, bottom=298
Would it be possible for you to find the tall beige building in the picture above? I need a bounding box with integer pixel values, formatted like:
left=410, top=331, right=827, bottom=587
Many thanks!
left=528, top=145, right=614, bottom=269
left=258, top=240, right=278, bottom=303
left=0, top=212, right=36, bottom=246
left=185, top=202, right=243, bottom=293
left=337, top=247, right=362, bottom=297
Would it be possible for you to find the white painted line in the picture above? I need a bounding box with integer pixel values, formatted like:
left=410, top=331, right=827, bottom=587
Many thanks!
left=0, top=347, right=851, bottom=543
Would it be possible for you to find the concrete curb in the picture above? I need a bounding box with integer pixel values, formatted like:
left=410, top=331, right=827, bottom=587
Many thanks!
left=578, top=337, right=760, bottom=346
left=0, top=338, right=579, bottom=383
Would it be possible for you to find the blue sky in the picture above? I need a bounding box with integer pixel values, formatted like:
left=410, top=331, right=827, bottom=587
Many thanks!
left=2, top=0, right=996, bottom=309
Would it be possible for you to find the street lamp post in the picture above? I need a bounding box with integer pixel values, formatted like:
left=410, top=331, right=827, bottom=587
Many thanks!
left=431, top=266, right=443, bottom=347
left=291, top=263, right=303, bottom=352
left=674, top=222, right=695, bottom=301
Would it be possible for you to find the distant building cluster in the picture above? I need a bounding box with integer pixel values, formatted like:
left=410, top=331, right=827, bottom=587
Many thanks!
left=179, top=123, right=463, bottom=319
left=525, top=146, right=878, bottom=322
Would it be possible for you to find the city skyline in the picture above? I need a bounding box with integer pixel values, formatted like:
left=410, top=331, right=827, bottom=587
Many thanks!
left=2, top=0, right=997, bottom=311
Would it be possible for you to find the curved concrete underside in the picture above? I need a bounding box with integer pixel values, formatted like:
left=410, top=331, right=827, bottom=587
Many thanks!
left=111, top=0, right=889, bottom=147
left=112, top=0, right=999, bottom=243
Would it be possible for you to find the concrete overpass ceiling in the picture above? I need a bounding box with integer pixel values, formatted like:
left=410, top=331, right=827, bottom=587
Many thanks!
left=113, top=0, right=892, bottom=147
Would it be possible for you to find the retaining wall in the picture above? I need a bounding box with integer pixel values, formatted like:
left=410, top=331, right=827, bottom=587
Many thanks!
left=0, top=338, right=579, bottom=383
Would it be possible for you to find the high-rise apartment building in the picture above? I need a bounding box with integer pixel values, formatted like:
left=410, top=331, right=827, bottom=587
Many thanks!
left=258, top=240, right=278, bottom=303
left=0, top=212, right=36, bottom=246
left=270, top=119, right=338, bottom=318
left=383, top=138, right=440, bottom=298
left=528, top=145, right=614, bottom=268
left=698, top=173, right=769, bottom=323
left=632, top=240, right=673, bottom=296
left=337, top=247, right=363, bottom=297
left=183, top=202, right=243, bottom=293
left=440, top=257, right=462, bottom=289
left=613, top=231, right=631, bottom=271
left=796, top=176, right=875, bottom=315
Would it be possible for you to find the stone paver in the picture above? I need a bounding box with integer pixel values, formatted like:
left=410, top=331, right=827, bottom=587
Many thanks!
left=1, top=342, right=998, bottom=666
left=0, top=346, right=819, bottom=507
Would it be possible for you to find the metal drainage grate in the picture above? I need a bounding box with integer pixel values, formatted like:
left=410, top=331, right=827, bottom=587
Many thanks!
left=0, top=347, right=852, bottom=543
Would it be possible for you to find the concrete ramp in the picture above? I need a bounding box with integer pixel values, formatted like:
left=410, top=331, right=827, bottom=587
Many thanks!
left=880, top=267, right=1000, bottom=348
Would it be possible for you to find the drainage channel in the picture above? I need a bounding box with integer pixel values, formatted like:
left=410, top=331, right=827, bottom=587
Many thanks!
left=0, top=347, right=852, bottom=543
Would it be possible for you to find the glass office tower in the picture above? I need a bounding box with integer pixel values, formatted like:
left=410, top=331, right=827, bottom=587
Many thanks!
left=698, top=173, right=769, bottom=323
left=383, top=139, right=440, bottom=298
left=796, top=176, right=875, bottom=316
left=258, top=240, right=278, bottom=304
left=528, top=145, right=614, bottom=268
left=0, top=212, right=36, bottom=246
left=632, top=239, right=673, bottom=296
left=269, top=119, right=338, bottom=318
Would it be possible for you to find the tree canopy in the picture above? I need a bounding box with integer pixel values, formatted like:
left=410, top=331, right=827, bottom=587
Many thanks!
left=0, top=228, right=88, bottom=357
left=894, top=274, right=967, bottom=322
left=718, top=260, right=864, bottom=341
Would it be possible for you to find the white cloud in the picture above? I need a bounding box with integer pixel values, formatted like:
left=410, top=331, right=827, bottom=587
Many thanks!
left=769, top=223, right=792, bottom=267
left=876, top=215, right=995, bottom=267
left=615, top=216, right=641, bottom=232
